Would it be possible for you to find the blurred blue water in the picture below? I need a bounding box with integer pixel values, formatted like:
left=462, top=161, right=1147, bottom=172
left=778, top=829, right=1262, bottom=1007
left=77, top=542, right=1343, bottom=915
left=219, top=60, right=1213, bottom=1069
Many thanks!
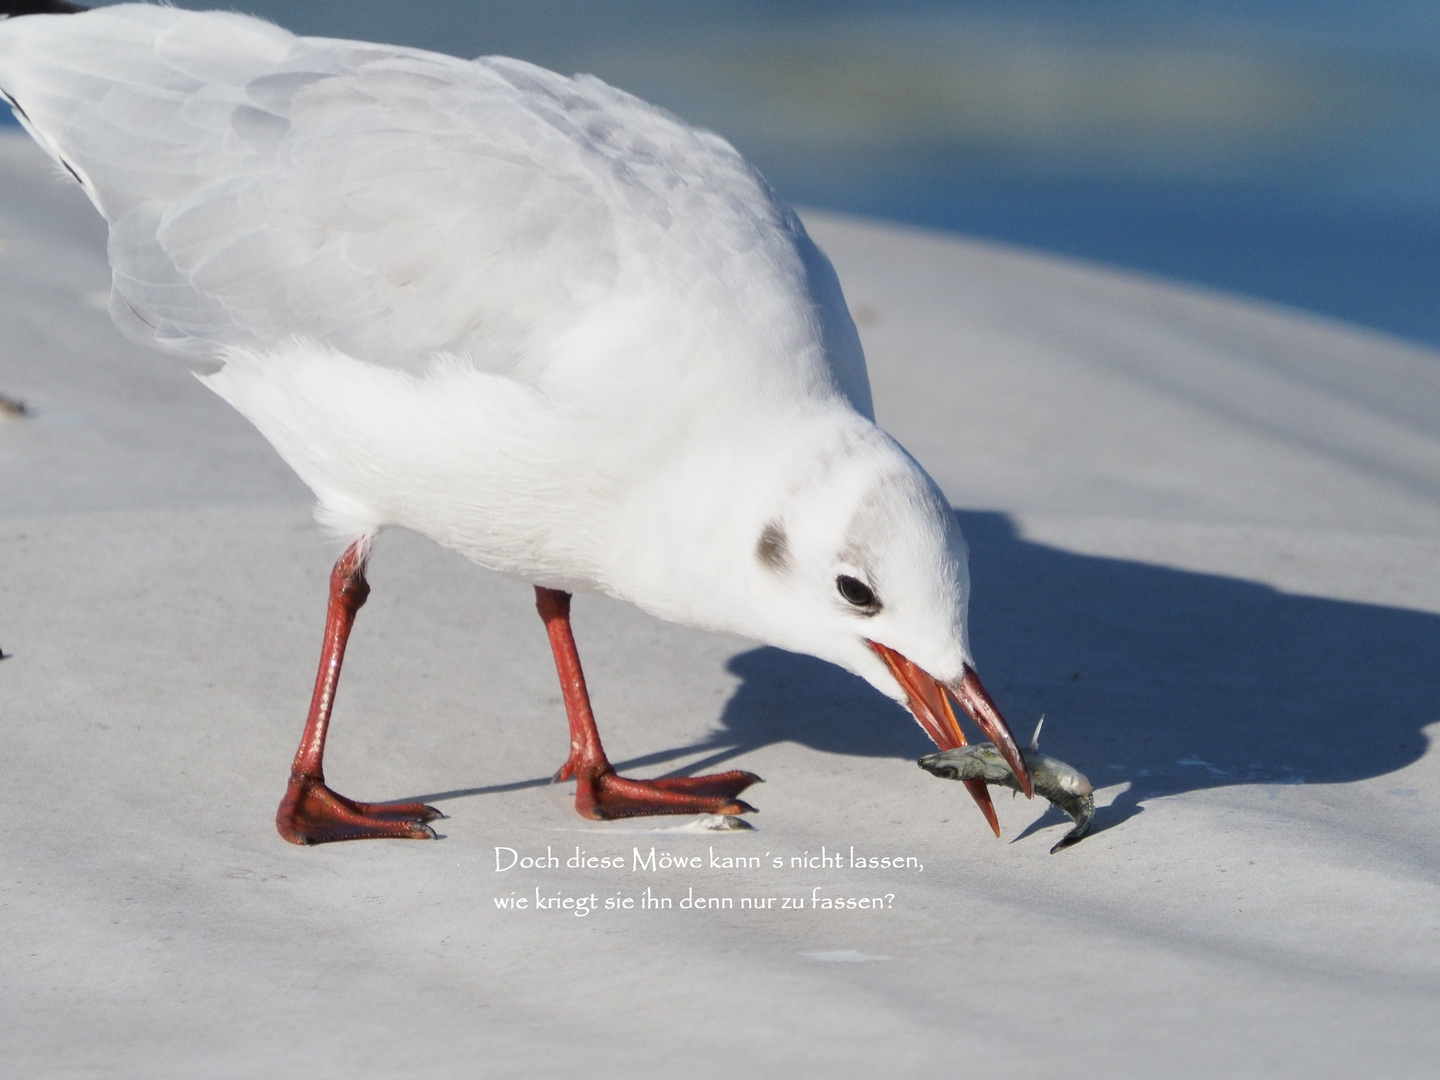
left=6, top=1, right=1439, bottom=346
left=864, top=178, right=1440, bottom=345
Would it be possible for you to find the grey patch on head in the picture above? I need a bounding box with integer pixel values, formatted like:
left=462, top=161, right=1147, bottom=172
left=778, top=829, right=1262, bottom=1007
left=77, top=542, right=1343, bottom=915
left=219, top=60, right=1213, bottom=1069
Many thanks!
left=756, top=521, right=790, bottom=572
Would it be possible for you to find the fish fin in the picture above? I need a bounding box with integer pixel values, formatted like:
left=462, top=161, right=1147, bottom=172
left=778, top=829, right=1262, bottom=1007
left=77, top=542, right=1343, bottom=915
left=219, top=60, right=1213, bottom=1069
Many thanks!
left=1029, top=715, right=1045, bottom=752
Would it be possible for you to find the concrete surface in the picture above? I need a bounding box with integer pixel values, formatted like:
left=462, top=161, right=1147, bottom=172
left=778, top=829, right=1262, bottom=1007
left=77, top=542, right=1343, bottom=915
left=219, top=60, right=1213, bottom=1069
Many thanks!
left=2, top=131, right=1438, bottom=1077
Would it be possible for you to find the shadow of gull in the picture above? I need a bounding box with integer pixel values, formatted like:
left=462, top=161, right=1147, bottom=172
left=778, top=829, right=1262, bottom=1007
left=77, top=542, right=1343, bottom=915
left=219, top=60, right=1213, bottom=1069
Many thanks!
left=408, top=511, right=1440, bottom=836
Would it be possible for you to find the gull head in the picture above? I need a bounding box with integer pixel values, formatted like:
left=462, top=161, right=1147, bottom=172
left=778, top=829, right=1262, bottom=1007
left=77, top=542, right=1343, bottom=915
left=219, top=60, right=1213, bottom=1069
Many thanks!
left=616, top=413, right=1033, bottom=796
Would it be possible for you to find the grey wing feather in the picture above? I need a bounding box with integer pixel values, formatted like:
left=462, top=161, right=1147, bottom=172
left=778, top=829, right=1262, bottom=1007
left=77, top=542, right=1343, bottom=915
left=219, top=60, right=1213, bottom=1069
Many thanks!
left=0, top=4, right=874, bottom=416
left=0, top=6, right=759, bottom=372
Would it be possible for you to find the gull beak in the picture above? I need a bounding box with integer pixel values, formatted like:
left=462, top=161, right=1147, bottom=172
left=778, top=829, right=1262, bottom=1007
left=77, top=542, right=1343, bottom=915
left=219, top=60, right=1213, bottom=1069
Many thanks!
left=867, top=641, right=1034, bottom=836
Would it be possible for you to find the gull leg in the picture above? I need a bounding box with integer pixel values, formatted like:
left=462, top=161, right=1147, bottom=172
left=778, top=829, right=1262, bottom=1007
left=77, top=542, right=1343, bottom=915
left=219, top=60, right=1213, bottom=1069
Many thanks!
left=535, top=587, right=760, bottom=820
left=275, top=540, right=443, bottom=844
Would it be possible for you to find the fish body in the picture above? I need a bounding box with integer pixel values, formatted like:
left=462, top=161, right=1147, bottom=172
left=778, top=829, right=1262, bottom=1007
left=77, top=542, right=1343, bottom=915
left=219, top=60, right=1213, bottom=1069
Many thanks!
left=919, top=744, right=1094, bottom=852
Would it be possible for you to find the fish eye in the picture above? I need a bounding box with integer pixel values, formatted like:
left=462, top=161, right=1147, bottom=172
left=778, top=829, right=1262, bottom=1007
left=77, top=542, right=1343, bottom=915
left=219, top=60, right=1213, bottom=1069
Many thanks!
left=836, top=574, right=879, bottom=611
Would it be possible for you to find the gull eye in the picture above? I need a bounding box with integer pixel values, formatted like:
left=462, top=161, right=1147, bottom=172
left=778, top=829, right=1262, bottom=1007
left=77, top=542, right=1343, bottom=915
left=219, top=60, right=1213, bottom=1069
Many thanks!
left=836, top=574, right=879, bottom=611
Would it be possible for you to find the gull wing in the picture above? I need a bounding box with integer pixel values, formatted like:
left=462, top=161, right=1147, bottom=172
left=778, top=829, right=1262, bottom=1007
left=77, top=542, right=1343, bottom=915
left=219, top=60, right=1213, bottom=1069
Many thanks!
left=0, top=3, right=868, bottom=397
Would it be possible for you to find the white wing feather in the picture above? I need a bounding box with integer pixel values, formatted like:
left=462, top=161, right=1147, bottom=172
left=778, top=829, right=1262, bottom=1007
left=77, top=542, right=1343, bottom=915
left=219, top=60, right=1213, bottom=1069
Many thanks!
left=0, top=3, right=870, bottom=411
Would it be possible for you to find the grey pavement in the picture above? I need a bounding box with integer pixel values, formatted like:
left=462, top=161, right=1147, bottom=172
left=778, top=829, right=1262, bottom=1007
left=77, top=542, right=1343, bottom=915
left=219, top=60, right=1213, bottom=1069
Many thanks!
left=3, top=131, right=1438, bottom=1077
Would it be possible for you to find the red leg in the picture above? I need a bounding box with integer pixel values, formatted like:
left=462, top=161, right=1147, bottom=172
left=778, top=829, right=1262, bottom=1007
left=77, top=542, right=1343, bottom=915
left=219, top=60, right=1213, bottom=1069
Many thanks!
left=536, top=587, right=760, bottom=820
left=275, top=541, right=443, bottom=844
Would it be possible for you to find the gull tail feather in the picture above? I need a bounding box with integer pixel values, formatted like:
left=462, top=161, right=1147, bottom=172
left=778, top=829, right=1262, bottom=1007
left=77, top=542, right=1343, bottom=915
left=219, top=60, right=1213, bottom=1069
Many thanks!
left=1, top=3, right=88, bottom=17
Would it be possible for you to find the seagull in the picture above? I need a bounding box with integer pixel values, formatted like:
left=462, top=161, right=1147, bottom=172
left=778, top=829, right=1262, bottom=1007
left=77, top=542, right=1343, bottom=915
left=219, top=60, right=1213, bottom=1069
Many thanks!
left=0, top=2, right=1032, bottom=843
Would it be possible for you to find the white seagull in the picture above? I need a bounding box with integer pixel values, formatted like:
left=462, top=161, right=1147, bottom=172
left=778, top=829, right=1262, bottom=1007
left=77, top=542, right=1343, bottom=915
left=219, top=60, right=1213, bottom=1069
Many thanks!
left=0, top=2, right=1032, bottom=843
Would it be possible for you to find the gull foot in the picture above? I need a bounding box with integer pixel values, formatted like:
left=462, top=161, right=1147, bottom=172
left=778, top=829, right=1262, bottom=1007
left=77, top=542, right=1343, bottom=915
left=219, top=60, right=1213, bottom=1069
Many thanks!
left=276, top=776, right=444, bottom=844
left=572, top=768, right=761, bottom=820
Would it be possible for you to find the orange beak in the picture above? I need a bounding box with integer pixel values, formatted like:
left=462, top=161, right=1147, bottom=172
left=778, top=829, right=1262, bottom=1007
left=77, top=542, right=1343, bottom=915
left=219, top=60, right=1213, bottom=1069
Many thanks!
left=867, top=640, right=1033, bottom=836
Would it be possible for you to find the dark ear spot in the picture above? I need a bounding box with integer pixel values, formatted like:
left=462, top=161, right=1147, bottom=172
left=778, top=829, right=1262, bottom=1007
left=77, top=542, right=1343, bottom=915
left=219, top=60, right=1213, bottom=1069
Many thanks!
left=756, top=522, right=790, bottom=572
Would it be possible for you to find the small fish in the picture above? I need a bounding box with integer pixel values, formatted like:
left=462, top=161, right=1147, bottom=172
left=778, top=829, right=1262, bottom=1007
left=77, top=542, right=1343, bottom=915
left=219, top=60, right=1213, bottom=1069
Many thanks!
left=919, top=718, right=1094, bottom=853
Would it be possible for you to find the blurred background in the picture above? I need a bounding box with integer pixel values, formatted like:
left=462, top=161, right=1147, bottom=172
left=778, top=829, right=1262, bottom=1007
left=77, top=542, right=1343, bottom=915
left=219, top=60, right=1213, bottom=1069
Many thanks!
left=12, top=1, right=1440, bottom=347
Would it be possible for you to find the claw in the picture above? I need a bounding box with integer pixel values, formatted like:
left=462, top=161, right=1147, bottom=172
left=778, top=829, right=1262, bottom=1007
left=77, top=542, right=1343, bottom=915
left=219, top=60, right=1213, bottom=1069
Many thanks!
left=277, top=776, right=444, bottom=844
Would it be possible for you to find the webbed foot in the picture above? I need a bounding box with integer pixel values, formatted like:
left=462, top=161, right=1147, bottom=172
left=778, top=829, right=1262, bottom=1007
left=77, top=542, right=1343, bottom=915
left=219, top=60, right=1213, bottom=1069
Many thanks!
left=276, top=776, right=444, bottom=844
left=572, top=767, right=761, bottom=820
